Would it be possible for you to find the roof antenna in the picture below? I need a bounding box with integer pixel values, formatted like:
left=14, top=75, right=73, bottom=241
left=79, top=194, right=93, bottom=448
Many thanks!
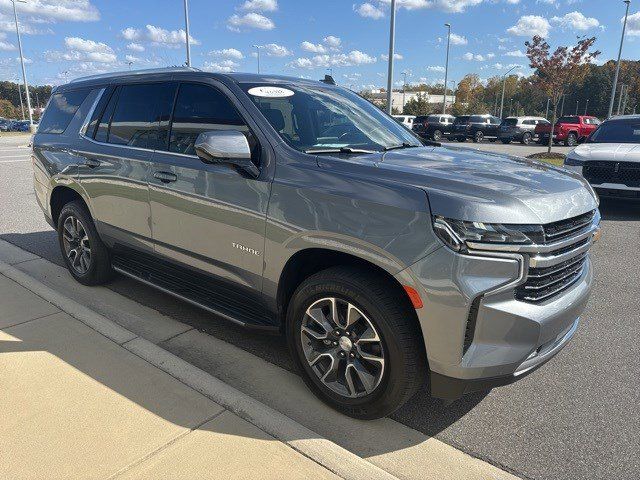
left=321, top=74, right=336, bottom=85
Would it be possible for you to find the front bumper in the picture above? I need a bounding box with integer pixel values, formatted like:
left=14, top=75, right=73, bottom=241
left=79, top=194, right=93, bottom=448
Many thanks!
left=395, top=227, right=596, bottom=400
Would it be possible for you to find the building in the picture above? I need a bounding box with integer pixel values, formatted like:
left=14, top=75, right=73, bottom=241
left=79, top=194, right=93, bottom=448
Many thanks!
left=365, top=90, right=456, bottom=113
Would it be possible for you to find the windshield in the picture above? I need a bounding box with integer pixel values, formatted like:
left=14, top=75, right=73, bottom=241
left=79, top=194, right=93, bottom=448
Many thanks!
left=241, top=83, right=421, bottom=152
left=588, top=120, right=640, bottom=144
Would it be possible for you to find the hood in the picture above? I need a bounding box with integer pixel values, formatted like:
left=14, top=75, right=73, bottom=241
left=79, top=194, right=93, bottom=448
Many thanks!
left=375, top=146, right=598, bottom=224
left=571, top=143, right=640, bottom=163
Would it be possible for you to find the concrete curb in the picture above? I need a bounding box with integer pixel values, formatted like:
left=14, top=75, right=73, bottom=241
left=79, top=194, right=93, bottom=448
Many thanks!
left=0, top=259, right=399, bottom=480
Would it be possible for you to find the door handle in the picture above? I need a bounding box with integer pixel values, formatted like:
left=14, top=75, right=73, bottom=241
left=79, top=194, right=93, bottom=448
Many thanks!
left=153, top=171, right=178, bottom=183
left=84, top=158, right=101, bottom=168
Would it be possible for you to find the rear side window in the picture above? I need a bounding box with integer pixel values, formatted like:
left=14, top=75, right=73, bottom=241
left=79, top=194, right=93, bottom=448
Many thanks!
left=108, top=83, right=176, bottom=149
left=454, top=116, right=470, bottom=124
left=169, top=83, right=247, bottom=155
left=504, top=118, right=518, bottom=126
left=39, top=89, right=91, bottom=134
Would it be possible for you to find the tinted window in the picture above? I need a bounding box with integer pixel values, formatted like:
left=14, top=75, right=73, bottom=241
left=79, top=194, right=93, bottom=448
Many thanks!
left=95, top=88, right=118, bottom=143
left=454, top=116, right=470, bottom=124
left=108, top=83, right=176, bottom=149
left=169, top=83, right=246, bottom=155
left=489, top=116, right=501, bottom=124
left=588, top=120, right=640, bottom=144
left=557, top=116, right=579, bottom=124
left=504, top=118, right=518, bottom=126
left=415, top=116, right=429, bottom=122
left=469, top=115, right=486, bottom=123
left=85, top=86, right=114, bottom=138
left=39, top=89, right=91, bottom=134
left=584, top=117, right=601, bottom=125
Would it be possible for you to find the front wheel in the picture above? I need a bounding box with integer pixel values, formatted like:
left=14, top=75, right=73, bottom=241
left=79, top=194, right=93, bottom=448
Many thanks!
left=431, top=130, right=443, bottom=142
left=565, top=133, right=578, bottom=147
left=521, top=132, right=532, bottom=145
left=287, top=266, right=427, bottom=419
left=473, top=131, right=484, bottom=143
left=58, top=200, right=113, bottom=286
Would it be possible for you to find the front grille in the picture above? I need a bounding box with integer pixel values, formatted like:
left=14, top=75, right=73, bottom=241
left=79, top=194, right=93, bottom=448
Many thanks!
left=515, top=210, right=596, bottom=303
left=584, top=161, right=640, bottom=188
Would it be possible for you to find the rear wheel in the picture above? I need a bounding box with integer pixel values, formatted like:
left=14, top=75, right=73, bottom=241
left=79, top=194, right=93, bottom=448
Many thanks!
left=473, top=131, right=484, bottom=143
left=431, top=130, right=443, bottom=142
left=521, top=132, right=532, bottom=145
left=58, top=200, right=112, bottom=286
left=287, top=266, right=427, bottom=419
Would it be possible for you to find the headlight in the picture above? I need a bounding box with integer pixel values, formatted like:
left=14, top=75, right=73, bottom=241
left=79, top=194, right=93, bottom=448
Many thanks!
left=564, top=156, right=585, bottom=166
left=433, top=216, right=544, bottom=252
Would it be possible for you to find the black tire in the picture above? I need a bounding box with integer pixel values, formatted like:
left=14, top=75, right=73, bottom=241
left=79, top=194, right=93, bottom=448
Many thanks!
left=286, top=266, right=427, bottom=419
left=58, top=200, right=113, bottom=286
left=432, top=130, right=443, bottom=142
left=565, top=133, right=578, bottom=147
left=521, top=132, right=532, bottom=145
left=473, top=131, right=484, bottom=143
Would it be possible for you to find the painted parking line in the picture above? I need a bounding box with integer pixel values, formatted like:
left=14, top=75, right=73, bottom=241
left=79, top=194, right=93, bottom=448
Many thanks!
left=0, top=159, right=30, bottom=164
left=0, top=155, right=31, bottom=159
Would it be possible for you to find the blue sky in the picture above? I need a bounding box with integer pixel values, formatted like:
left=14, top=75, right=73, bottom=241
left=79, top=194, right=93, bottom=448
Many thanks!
left=0, top=0, right=637, bottom=88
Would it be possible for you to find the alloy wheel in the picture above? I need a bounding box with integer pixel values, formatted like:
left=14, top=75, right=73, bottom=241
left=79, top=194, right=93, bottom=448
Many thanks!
left=62, top=216, right=92, bottom=275
left=300, top=297, right=385, bottom=398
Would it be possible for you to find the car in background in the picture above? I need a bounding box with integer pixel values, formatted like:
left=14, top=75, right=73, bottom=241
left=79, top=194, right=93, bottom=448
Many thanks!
left=393, top=115, right=415, bottom=128
left=412, top=114, right=455, bottom=141
left=536, top=115, right=600, bottom=147
left=454, top=114, right=502, bottom=143
left=499, top=117, right=550, bottom=145
left=564, top=115, right=640, bottom=199
left=10, top=120, right=30, bottom=132
left=0, top=118, right=12, bottom=132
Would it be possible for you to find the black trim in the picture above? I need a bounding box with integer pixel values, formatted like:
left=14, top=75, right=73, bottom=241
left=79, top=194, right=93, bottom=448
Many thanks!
left=463, top=296, right=481, bottom=355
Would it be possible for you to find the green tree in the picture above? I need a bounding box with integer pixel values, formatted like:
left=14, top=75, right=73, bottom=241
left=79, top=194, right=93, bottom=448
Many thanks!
left=403, top=93, right=432, bottom=116
left=0, top=99, right=17, bottom=119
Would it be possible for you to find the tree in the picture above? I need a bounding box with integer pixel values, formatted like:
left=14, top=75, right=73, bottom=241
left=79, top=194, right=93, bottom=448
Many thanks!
left=0, top=99, right=18, bottom=119
left=526, top=35, right=600, bottom=152
left=403, top=93, right=432, bottom=116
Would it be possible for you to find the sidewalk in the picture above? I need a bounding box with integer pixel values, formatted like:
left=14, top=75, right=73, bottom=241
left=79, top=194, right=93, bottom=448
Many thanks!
left=0, top=272, right=339, bottom=480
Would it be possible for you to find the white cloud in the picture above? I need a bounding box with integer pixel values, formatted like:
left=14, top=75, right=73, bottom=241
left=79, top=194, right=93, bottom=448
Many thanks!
left=426, top=65, right=445, bottom=72
left=507, top=15, right=551, bottom=37
left=126, top=43, right=145, bottom=52
left=376, top=0, right=484, bottom=13
left=625, top=11, right=640, bottom=36
left=301, top=41, right=326, bottom=53
left=0, top=12, right=52, bottom=35
left=449, top=33, right=468, bottom=45
left=262, top=43, right=292, bottom=57
left=202, top=59, right=240, bottom=73
left=210, top=48, right=244, bottom=59
left=354, top=2, right=385, bottom=19
left=288, top=50, right=376, bottom=69
left=120, top=25, right=200, bottom=48
left=227, top=12, right=275, bottom=31
left=380, top=53, right=403, bottom=60
left=61, top=36, right=116, bottom=63
left=0, top=32, right=14, bottom=50
left=323, top=35, right=342, bottom=50
left=505, top=49, right=526, bottom=57
left=0, top=0, right=99, bottom=22
left=463, top=52, right=491, bottom=61
left=552, top=11, right=599, bottom=31
left=239, top=0, right=278, bottom=11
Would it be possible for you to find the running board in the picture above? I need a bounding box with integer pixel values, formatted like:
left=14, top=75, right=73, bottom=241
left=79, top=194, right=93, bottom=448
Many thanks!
left=112, top=252, right=278, bottom=332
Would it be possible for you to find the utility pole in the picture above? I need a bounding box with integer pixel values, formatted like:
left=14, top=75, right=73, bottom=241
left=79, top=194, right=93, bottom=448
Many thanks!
left=617, top=84, right=625, bottom=115
left=385, top=0, right=397, bottom=115
left=545, top=98, right=550, bottom=119
left=183, top=0, right=191, bottom=67
left=253, top=45, right=261, bottom=73
left=608, top=0, right=631, bottom=118
left=401, top=71, right=408, bottom=113
left=494, top=92, right=499, bottom=116
left=12, top=0, right=33, bottom=130
left=584, top=99, right=589, bottom=115
left=442, top=23, right=451, bottom=114
left=575, top=100, right=579, bottom=115
left=16, top=79, right=25, bottom=120
left=499, top=65, right=518, bottom=118
left=622, top=87, right=629, bottom=114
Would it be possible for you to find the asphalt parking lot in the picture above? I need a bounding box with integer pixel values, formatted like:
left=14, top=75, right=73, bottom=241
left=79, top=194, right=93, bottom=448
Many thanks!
left=1, top=134, right=638, bottom=480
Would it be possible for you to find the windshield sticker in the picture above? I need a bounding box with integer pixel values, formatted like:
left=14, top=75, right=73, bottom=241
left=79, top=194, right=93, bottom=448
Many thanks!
left=248, top=86, right=294, bottom=98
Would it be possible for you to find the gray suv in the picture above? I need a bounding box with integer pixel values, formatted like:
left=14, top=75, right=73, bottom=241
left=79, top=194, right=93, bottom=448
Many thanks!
left=32, top=68, right=600, bottom=419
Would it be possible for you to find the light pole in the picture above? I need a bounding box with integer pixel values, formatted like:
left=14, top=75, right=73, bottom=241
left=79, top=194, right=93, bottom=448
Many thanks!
left=617, top=84, right=625, bottom=115
left=385, top=0, right=397, bottom=115
left=622, top=87, right=629, bottom=114
left=183, top=0, right=191, bottom=67
left=401, top=71, right=408, bottom=112
left=584, top=98, right=589, bottom=115
left=575, top=100, right=579, bottom=115
left=11, top=0, right=33, bottom=130
left=15, top=77, right=25, bottom=120
left=442, top=23, right=451, bottom=114
left=498, top=64, right=518, bottom=119
left=608, top=0, right=631, bottom=118
left=252, top=45, right=261, bottom=73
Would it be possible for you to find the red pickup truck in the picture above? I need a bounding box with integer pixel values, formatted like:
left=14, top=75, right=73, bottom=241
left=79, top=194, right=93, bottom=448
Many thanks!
left=535, top=115, right=601, bottom=146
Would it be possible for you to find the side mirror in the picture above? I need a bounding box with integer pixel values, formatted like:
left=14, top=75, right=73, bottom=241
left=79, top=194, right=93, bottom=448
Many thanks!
left=194, top=130, right=260, bottom=178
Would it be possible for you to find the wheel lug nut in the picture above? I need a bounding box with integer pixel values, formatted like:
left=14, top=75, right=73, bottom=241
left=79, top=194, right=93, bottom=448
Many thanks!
left=349, top=352, right=355, bottom=358
left=324, top=339, right=331, bottom=345
left=339, top=351, right=345, bottom=357
left=333, top=341, right=338, bottom=346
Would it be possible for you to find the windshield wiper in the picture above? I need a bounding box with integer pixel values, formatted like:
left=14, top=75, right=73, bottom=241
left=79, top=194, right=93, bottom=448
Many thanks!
left=304, top=147, right=377, bottom=154
left=382, top=142, right=425, bottom=151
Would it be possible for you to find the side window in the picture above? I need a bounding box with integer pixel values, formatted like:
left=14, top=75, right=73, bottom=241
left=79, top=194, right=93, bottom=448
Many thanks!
left=169, top=83, right=247, bottom=155
left=38, top=88, right=91, bottom=134
left=85, top=86, right=114, bottom=138
left=108, top=83, right=176, bottom=149
left=94, top=87, right=119, bottom=143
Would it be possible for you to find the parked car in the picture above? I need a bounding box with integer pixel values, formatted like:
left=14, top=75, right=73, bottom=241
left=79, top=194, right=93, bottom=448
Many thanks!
left=536, top=115, right=601, bottom=147
left=564, top=115, right=640, bottom=199
left=33, top=68, right=600, bottom=419
left=0, top=118, right=11, bottom=132
left=499, top=117, right=550, bottom=145
left=10, top=120, right=30, bottom=132
left=412, top=114, right=455, bottom=141
left=454, top=114, right=502, bottom=142
left=393, top=115, right=415, bottom=128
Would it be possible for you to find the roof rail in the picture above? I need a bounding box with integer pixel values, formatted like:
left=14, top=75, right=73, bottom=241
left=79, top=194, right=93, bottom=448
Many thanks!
left=69, top=66, right=201, bottom=83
